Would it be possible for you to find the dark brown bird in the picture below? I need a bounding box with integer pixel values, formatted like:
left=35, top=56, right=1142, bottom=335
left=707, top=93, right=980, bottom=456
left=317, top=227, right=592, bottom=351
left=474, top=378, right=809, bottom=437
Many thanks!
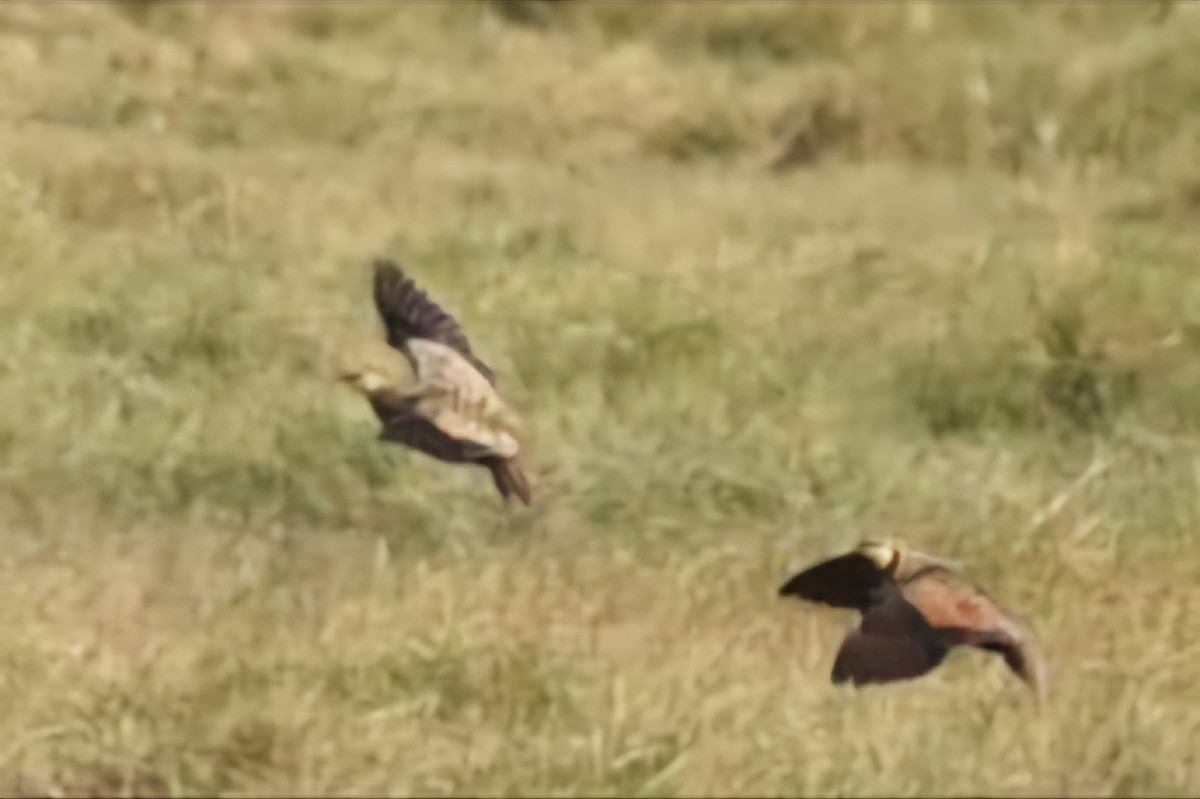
left=779, top=541, right=1047, bottom=700
left=335, top=260, right=532, bottom=505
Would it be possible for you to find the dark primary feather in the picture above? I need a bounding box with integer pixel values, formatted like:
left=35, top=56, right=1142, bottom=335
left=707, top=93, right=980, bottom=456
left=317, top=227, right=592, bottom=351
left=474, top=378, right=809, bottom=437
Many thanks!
left=996, top=637, right=1048, bottom=699
left=372, top=259, right=496, bottom=384
left=777, top=551, right=888, bottom=610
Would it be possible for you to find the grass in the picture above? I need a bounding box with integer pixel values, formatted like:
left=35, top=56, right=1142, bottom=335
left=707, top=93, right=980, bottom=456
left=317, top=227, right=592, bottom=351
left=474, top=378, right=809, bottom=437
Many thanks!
left=1, top=1, right=1199, bottom=795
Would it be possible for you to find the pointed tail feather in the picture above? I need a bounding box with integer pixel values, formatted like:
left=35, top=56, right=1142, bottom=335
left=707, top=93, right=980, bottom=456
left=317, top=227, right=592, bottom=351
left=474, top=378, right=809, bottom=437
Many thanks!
left=485, top=457, right=532, bottom=506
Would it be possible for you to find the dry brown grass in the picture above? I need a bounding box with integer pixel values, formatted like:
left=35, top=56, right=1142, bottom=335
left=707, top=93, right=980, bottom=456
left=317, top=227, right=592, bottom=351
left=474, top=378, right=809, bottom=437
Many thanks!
left=1, top=2, right=1199, bottom=796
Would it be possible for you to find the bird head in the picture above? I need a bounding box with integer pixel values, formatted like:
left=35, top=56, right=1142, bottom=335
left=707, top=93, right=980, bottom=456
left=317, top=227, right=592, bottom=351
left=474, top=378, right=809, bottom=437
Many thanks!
left=332, top=335, right=413, bottom=396
left=855, top=539, right=902, bottom=573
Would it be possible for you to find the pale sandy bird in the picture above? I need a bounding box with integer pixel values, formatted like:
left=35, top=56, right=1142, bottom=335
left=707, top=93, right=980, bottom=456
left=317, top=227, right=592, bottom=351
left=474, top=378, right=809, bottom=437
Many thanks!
left=335, top=260, right=531, bottom=505
left=779, top=540, right=1048, bottom=701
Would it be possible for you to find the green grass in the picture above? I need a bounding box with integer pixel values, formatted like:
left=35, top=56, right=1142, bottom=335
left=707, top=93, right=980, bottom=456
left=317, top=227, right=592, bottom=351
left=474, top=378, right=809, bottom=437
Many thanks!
left=1, top=1, right=1200, bottom=795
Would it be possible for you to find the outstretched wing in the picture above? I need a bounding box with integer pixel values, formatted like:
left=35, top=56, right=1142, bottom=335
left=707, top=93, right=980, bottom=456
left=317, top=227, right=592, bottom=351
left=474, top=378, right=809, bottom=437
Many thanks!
left=898, top=570, right=1012, bottom=637
left=372, top=259, right=496, bottom=384
left=778, top=550, right=890, bottom=611
left=831, top=590, right=948, bottom=685
left=899, top=571, right=1049, bottom=700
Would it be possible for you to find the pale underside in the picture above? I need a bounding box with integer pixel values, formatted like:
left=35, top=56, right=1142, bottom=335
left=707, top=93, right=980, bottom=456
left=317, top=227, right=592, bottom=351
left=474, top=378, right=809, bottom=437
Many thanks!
left=404, top=339, right=521, bottom=459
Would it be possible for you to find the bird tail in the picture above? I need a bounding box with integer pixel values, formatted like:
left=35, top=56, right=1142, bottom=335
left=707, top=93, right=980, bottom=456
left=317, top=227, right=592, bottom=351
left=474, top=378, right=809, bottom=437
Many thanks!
left=1003, top=619, right=1051, bottom=707
left=486, top=457, right=532, bottom=506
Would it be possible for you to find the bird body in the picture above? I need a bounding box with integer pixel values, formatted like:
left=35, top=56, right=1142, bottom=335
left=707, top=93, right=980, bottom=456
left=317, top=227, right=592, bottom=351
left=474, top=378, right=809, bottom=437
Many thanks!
left=779, top=541, right=1047, bottom=701
left=404, top=338, right=521, bottom=437
left=336, top=261, right=531, bottom=505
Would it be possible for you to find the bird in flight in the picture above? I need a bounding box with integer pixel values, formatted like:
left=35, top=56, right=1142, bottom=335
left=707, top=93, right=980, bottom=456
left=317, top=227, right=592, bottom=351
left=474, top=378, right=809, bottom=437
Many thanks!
left=335, top=260, right=531, bottom=505
left=778, top=540, right=1047, bottom=701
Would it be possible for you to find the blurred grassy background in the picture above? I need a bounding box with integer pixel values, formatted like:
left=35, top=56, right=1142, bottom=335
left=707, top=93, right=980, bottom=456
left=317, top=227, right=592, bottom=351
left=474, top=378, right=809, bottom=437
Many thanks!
left=1, top=1, right=1199, bottom=795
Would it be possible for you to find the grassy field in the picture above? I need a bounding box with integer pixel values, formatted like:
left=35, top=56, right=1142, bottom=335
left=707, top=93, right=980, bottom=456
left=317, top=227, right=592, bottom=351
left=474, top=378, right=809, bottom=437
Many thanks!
left=2, top=1, right=1200, bottom=795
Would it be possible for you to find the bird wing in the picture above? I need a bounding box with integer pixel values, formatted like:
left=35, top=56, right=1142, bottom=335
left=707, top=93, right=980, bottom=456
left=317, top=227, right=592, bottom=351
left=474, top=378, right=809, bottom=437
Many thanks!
left=957, top=604, right=1049, bottom=701
left=831, top=589, right=948, bottom=685
left=373, top=259, right=496, bottom=385
left=373, top=387, right=516, bottom=462
left=898, top=570, right=1008, bottom=636
left=380, top=409, right=517, bottom=461
left=898, top=569, right=1049, bottom=699
left=424, top=404, right=520, bottom=459
left=777, top=550, right=890, bottom=611
left=378, top=415, right=483, bottom=463
left=978, top=613, right=1049, bottom=703
left=408, top=339, right=522, bottom=431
